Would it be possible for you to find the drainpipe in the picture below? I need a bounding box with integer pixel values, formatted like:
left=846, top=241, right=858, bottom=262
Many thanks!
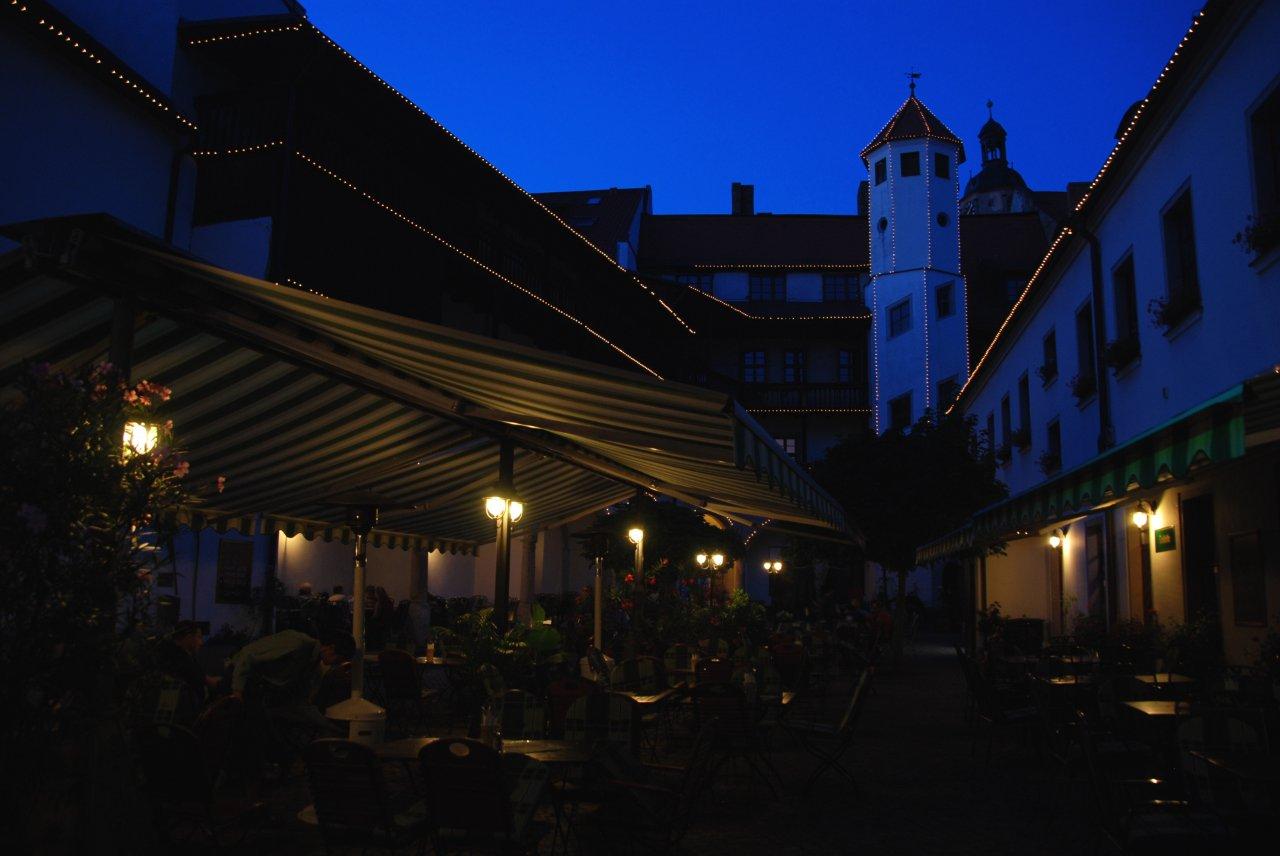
left=1068, top=218, right=1115, bottom=452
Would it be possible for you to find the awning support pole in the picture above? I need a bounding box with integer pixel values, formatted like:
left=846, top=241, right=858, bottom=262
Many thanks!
left=351, top=527, right=368, bottom=699
left=593, top=555, right=604, bottom=650
left=493, top=441, right=515, bottom=633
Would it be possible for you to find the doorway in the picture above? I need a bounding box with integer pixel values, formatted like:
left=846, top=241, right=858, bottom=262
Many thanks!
left=1181, top=493, right=1218, bottom=618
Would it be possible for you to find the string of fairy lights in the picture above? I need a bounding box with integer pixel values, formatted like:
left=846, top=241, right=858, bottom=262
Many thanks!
left=191, top=142, right=664, bottom=378
left=182, top=19, right=695, bottom=336
left=6, top=0, right=196, bottom=130
left=948, top=8, right=1211, bottom=415
left=922, top=138, right=933, bottom=414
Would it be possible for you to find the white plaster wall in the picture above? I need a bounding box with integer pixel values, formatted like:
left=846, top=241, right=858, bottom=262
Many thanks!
left=984, top=536, right=1053, bottom=622
left=962, top=2, right=1280, bottom=497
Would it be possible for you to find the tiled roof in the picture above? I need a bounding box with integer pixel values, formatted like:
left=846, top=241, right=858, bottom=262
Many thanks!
left=859, top=96, right=966, bottom=164
left=533, top=187, right=649, bottom=260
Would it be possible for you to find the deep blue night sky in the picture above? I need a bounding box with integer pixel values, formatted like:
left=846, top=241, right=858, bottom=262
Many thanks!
left=302, top=1, right=1201, bottom=215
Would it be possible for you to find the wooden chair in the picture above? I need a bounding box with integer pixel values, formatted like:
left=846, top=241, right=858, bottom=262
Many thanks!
left=135, top=723, right=266, bottom=848
left=563, top=691, right=636, bottom=750
left=417, top=737, right=548, bottom=854
left=303, top=738, right=427, bottom=851
left=691, top=682, right=782, bottom=797
left=610, top=656, right=664, bottom=692
left=662, top=644, right=697, bottom=687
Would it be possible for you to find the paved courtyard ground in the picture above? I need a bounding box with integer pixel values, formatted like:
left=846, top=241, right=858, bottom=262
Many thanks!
left=195, top=635, right=1097, bottom=854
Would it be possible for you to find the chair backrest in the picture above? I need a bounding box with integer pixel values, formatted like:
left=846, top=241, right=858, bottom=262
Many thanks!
left=836, top=667, right=874, bottom=736
left=664, top=643, right=696, bottom=674
left=1073, top=710, right=1119, bottom=833
left=668, top=719, right=719, bottom=842
left=546, top=677, right=593, bottom=738
left=692, top=682, right=755, bottom=747
left=303, top=739, right=395, bottom=839
left=376, top=648, right=420, bottom=702
left=695, top=656, right=734, bottom=686
left=417, top=738, right=511, bottom=838
left=500, top=689, right=547, bottom=739
left=135, top=723, right=214, bottom=805
left=610, top=656, right=663, bottom=692
left=564, top=691, right=634, bottom=748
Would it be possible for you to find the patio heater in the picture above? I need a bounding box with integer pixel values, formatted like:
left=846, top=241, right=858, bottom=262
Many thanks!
left=574, top=524, right=613, bottom=650
left=321, top=489, right=413, bottom=744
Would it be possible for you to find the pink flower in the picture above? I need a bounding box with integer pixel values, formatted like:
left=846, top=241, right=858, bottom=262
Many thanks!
left=122, top=389, right=139, bottom=404
left=163, top=420, right=174, bottom=432
left=172, top=460, right=190, bottom=478
left=215, top=475, right=227, bottom=493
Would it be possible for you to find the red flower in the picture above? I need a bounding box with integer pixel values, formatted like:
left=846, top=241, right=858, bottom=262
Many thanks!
left=624, top=573, right=635, bottom=584
left=647, top=576, right=657, bottom=586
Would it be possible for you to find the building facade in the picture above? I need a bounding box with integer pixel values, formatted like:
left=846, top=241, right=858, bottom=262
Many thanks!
left=925, top=0, right=1280, bottom=665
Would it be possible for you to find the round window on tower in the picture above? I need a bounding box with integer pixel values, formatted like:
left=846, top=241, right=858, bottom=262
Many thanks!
left=877, top=217, right=888, bottom=234
left=937, top=212, right=950, bottom=228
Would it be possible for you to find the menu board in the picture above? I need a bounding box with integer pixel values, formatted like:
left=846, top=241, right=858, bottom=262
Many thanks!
left=215, top=539, right=254, bottom=604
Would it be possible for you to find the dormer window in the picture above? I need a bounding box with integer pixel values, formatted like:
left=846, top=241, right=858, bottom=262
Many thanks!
left=934, top=153, right=949, bottom=179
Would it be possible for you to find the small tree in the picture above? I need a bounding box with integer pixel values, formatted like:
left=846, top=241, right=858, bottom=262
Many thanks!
left=0, top=362, right=194, bottom=849
left=811, top=412, right=1006, bottom=664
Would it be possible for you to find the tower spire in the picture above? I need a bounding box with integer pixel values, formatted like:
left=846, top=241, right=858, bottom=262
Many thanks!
left=987, top=99, right=994, bottom=119
left=906, top=70, right=921, bottom=96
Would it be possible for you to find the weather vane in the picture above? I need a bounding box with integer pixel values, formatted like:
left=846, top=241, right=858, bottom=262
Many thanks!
left=906, top=70, right=921, bottom=95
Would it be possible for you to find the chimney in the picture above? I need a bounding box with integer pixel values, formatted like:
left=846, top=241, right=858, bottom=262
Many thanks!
left=731, top=182, right=755, bottom=216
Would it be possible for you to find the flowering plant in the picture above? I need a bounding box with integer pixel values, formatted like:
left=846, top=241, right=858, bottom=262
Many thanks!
left=0, top=362, right=192, bottom=799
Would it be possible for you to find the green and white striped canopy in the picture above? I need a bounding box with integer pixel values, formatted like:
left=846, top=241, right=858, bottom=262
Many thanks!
left=2, top=218, right=851, bottom=549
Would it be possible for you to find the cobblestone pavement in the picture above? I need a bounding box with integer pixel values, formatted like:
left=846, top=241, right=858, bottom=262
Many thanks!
left=189, top=636, right=1097, bottom=854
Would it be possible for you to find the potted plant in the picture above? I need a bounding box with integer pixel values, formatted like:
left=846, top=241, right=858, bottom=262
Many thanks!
left=1148, top=290, right=1200, bottom=332
left=1104, top=337, right=1140, bottom=372
left=1037, top=449, right=1061, bottom=476
left=1068, top=373, right=1096, bottom=404
left=1233, top=212, right=1280, bottom=257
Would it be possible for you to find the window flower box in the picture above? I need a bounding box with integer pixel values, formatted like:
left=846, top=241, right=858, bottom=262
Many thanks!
left=1068, top=373, right=1096, bottom=405
left=1037, top=450, right=1061, bottom=476
left=1104, top=337, right=1140, bottom=372
left=1148, top=290, right=1200, bottom=333
left=1234, top=212, right=1280, bottom=258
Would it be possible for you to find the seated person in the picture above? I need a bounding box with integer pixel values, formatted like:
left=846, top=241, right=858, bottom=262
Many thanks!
left=155, top=620, right=221, bottom=702
left=229, top=629, right=354, bottom=737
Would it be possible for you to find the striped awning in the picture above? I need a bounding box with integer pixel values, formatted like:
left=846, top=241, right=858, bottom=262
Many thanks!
left=2, top=217, right=852, bottom=548
left=915, top=379, right=1262, bottom=564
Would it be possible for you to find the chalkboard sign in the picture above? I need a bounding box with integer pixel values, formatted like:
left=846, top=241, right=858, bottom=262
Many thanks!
left=215, top=540, right=254, bottom=604
left=1230, top=530, right=1265, bottom=626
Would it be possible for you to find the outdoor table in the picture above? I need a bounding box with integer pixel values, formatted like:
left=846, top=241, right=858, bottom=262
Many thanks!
left=1122, top=700, right=1192, bottom=718
left=618, top=687, right=678, bottom=708
left=375, top=736, right=589, bottom=767
left=1188, top=749, right=1280, bottom=783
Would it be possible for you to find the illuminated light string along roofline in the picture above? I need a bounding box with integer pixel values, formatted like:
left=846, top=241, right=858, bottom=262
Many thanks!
left=678, top=285, right=870, bottom=321
left=190, top=144, right=665, bottom=375
left=950, top=8, right=1211, bottom=413
left=208, top=145, right=669, bottom=378
left=748, top=408, right=873, bottom=415
left=6, top=0, right=196, bottom=130
left=291, top=151, right=665, bottom=378
left=689, top=263, right=870, bottom=271
left=183, top=20, right=695, bottom=335
left=282, top=277, right=329, bottom=299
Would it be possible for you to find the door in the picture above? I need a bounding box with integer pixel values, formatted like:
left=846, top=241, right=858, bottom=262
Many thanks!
left=1181, top=493, right=1218, bottom=618
left=1085, top=521, right=1107, bottom=620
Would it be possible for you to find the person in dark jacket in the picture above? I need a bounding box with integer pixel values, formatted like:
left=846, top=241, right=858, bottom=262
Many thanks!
left=155, top=620, right=220, bottom=702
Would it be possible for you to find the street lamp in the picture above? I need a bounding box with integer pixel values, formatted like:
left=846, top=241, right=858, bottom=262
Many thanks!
left=695, top=552, right=726, bottom=570
left=1131, top=501, right=1152, bottom=530
left=484, top=492, right=524, bottom=522
left=122, top=421, right=159, bottom=456
left=763, top=560, right=784, bottom=574
left=1048, top=529, right=1063, bottom=550
left=627, top=527, right=644, bottom=546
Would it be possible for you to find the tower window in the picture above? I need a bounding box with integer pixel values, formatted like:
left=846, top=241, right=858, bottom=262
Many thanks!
left=748, top=274, right=786, bottom=301
left=936, top=282, right=954, bottom=319
left=741, top=350, right=766, bottom=383
left=900, top=151, right=920, bottom=177
left=783, top=349, right=806, bottom=383
left=1249, top=84, right=1280, bottom=243
left=877, top=217, right=888, bottom=234
left=934, top=152, right=950, bottom=179
left=1112, top=254, right=1140, bottom=345
left=937, top=212, right=950, bottom=228
left=874, top=158, right=887, bottom=186
left=1017, top=373, right=1031, bottom=444
left=1000, top=394, right=1012, bottom=449
left=1041, top=329, right=1058, bottom=384
left=887, top=297, right=911, bottom=338
left=1075, top=301, right=1096, bottom=395
left=889, top=392, right=912, bottom=432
